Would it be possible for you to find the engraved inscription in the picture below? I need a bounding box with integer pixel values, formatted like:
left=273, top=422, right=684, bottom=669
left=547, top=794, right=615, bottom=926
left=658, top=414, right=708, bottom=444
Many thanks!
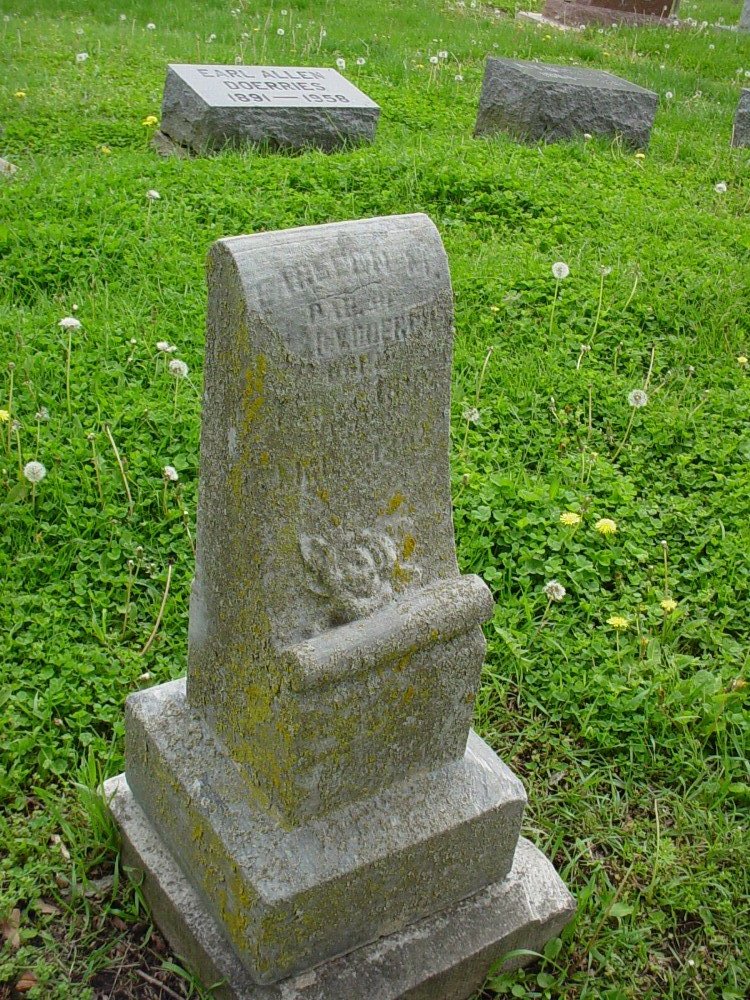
left=300, top=525, right=421, bottom=624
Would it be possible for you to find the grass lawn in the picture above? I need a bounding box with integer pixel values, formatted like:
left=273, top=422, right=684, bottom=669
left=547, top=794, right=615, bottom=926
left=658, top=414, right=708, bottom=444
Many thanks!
left=1, top=0, right=749, bottom=997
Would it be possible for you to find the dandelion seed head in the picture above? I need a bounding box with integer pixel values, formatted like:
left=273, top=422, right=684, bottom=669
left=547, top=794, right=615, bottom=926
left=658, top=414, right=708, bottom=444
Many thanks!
left=714, top=181, right=727, bottom=194
left=463, top=406, right=480, bottom=424
left=169, top=358, right=189, bottom=379
left=277, top=27, right=285, bottom=35
left=544, top=579, right=566, bottom=602
left=75, top=52, right=89, bottom=62
left=58, top=316, right=82, bottom=330
left=36, top=407, right=50, bottom=422
left=454, top=73, right=464, bottom=82
left=156, top=341, right=177, bottom=354
left=23, top=460, right=47, bottom=484
left=627, top=388, right=648, bottom=408
left=146, top=189, right=160, bottom=200
left=356, top=57, right=366, bottom=66
left=429, top=55, right=439, bottom=64
left=146, top=22, right=156, bottom=30
left=163, top=465, right=179, bottom=482
left=336, top=57, right=346, bottom=69
left=595, top=517, right=618, bottom=536
left=552, top=261, right=569, bottom=280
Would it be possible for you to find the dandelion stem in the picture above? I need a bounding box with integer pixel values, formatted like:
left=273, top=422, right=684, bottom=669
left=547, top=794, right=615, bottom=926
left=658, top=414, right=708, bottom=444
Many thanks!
left=104, top=423, right=134, bottom=516
left=587, top=384, right=593, bottom=440
left=611, top=408, right=637, bottom=463
left=14, top=425, right=22, bottom=477
left=548, top=279, right=560, bottom=339
left=662, top=542, right=669, bottom=597
left=644, top=345, right=656, bottom=390
left=139, top=558, right=174, bottom=656
left=538, top=597, right=553, bottom=631
left=122, top=561, right=136, bottom=636
left=475, top=346, right=494, bottom=406
left=6, top=364, right=14, bottom=452
left=622, top=271, right=639, bottom=312
left=65, top=327, right=73, bottom=418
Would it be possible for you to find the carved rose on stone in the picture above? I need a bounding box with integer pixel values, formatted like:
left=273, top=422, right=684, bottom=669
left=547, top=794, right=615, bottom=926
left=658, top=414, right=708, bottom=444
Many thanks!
left=300, top=526, right=419, bottom=624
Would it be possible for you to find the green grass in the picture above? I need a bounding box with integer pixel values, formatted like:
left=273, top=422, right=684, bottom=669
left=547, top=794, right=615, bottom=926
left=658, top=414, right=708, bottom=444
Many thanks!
left=1, top=0, right=749, bottom=997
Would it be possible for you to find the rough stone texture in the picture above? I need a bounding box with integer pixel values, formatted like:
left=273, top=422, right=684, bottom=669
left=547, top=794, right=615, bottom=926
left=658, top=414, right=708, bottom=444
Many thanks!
left=160, top=65, right=379, bottom=154
left=105, top=773, right=576, bottom=1000
left=108, top=212, right=574, bottom=996
left=515, top=11, right=582, bottom=31
left=0, top=157, right=17, bottom=177
left=475, top=58, right=658, bottom=147
left=732, top=89, right=750, bottom=147
left=151, top=129, right=192, bottom=159
left=124, top=678, right=527, bottom=983
left=542, top=0, right=676, bottom=28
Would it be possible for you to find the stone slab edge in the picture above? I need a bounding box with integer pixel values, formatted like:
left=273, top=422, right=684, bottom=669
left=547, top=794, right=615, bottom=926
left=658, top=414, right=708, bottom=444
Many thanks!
left=104, top=773, right=575, bottom=1000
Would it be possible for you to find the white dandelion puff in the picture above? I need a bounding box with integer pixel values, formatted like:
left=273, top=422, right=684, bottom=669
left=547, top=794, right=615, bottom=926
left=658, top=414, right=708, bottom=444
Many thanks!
left=169, top=358, right=189, bottom=379
left=146, top=22, right=156, bottom=30
left=356, top=57, right=366, bottom=66
left=163, top=465, right=179, bottom=482
left=75, top=52, right=89, bottom=63
left=146, top=189, right=160, bottom=200
left=544, top=579, right=566, bottom=602
left=59, top=316, right=82, bottom=330
left=336, top=57, right=346, bottom=69
left=277, top=27, right=285, bottom=35
left=627, top=388, right=649, bottom=408
left=552, top=261, right=570, bottom=280
left=156, top=341, right=177, bottom=353
left=714, top=181, right=727, bottom=194
left=23, top=461, right=47, bottom=484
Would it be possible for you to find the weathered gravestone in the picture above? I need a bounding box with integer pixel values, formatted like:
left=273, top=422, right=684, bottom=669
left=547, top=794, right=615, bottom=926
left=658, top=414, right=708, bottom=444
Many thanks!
left=158, top=64, right=379, bottom=154
left=741, top=0, right=750, bottom=31
left=732, top=89, right=750, bottom=147
left=475, top=58, right=657, bottom=148
left=542, top=0, right=677, bottom=28
left=105, top=213, right=574, bottom=999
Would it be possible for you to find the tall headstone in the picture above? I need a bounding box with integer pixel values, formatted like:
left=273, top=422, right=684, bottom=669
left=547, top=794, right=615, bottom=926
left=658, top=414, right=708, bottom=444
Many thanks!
left=475, top=58, right=657, bottom=148
left=732, top=89, right=750, bottom=147
left=159, top=64, right=379, bottom=154
left=106, top=213, right=574, bottom=999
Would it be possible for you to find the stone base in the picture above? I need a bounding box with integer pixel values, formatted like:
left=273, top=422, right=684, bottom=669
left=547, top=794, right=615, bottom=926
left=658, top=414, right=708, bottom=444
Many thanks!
left=105, top=773, right=575, bottom=1000
left=152, top=130, right=192, bottom=158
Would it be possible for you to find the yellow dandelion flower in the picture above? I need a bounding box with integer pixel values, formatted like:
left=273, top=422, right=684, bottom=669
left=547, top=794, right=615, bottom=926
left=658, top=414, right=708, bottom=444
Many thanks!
left=14, top=90, right=26, bottom=98
left=0, top=409, right=9, bottom=422
left=738, top=355, right=748, bottom=367
left=142, top=115, right=158, bottom=126
left=634, top=152, right=646, bottom=160
left=595, top=517, right=618, bottom=536
left=607, top=615, right=630, bottom=631
left=490, top=305, right=499, bottom=313
left=560, top=511, right=582, bottom=526
left=660, top=598, right=677, bottom=613
left=100, top=144, right=112, bottom=155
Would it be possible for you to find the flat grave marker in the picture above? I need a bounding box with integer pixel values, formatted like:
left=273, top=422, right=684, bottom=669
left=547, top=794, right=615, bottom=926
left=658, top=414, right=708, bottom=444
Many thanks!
left=159, top=64, right=380, bottom=154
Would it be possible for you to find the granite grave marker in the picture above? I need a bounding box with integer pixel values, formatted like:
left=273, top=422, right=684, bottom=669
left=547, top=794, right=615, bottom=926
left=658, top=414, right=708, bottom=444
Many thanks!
left=475, top=58, right=658, bottom=148
left=105, top=213, right=574, bottom=999
left=159, top=64, right=379, bottom=154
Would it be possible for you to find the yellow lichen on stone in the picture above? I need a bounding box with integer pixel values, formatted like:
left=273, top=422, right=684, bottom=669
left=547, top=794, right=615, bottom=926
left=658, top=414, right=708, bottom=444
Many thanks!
left=386, top=492, right=406, bottom=514
left=402, top=533, right=416, bottom=559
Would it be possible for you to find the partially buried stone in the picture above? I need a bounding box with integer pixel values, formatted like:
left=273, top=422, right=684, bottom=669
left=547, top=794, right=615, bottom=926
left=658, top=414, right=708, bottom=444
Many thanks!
left=475, top=57, right=657, bottom=148
left=0, top=157, right=18, bottom=177
left=160, top=64, right=380, bottom=154
left=732, top=89, right=750, bottom=148
left=106, top=213, right=574, bottom=998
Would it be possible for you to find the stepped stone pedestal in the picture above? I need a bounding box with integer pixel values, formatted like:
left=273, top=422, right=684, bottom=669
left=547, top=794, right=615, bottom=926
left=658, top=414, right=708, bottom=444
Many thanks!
left=105, top=213, right=574, bottom=999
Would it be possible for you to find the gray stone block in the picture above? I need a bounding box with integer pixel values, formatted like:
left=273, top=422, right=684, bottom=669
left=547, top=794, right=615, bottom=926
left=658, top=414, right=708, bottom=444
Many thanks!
left=731, top=89, right=750, bottom=147
left=123, top=678, right=527, bottom=984
left=475, top=57, right=657, bottom=147
left=160, top=64, right=380, bottom=154
left=105, top=772, right=576, bottom=1000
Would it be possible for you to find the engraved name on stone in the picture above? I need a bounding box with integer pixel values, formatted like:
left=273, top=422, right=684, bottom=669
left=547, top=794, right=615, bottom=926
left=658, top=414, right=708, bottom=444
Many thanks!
left=169, top=64, right=377, bottom=108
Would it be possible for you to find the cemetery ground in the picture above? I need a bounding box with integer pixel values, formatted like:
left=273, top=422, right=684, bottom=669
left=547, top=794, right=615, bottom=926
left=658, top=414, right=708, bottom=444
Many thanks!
left=1, top=0, right=749, bottom=997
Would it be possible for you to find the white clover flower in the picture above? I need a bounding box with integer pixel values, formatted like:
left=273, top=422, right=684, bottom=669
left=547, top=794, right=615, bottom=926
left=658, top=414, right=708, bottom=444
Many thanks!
left=146, top=22, right=156, bottom=30
left=544, top=579, right=566, bottom=602
left=429, top=55, right=439, bottom=64
left=163, top=465, right=179, bottom=482
left=146, top=189, right=160, bottom=200
left=714, top=181, right=727, bottom=194
left=59, top=316, right=82, bottom=330
left=23, top=461, right=47, bottom=484
left=277, top=27, right=285, bottom=35
left=169, top=358, right=189, bottom=379
left=76, top=52, right=89, bottom=63
left=628, top=388, right=648, bottom=408
left=552, top=261, right=570, bottom=280
left=356, top=57, right=366, bottom=66
left=336, top=57, right=346, bottom=69
left=156, top=340, right=177, bottom=353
